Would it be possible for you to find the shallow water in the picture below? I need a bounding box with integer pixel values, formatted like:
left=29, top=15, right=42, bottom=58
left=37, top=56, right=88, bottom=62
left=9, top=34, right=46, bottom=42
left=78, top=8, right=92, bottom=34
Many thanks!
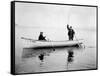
left=15, top=27, right=97, bottom=74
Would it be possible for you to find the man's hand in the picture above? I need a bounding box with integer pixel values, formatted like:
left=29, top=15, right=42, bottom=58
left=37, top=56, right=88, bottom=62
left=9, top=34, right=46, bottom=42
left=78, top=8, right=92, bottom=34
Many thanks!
left=67, top=24, right=70, bottom=30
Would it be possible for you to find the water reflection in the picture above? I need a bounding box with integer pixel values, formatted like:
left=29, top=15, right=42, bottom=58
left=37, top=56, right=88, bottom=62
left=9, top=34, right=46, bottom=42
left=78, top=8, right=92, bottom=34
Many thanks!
left=67, top=49, right=74, bottom=63
left=38, top=54, right=44, bottom=62
left=21, top=48, right=55, bottom=72
left=22, top=48, right=54, bottom=59
left=66, top=48, right=74, bottom=70
left=16, top=46, right=96, bottom=73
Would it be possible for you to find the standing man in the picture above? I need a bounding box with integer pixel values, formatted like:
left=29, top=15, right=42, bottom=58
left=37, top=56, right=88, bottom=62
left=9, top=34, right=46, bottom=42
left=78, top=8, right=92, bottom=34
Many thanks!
left=67, top=24, right=75, bottom=40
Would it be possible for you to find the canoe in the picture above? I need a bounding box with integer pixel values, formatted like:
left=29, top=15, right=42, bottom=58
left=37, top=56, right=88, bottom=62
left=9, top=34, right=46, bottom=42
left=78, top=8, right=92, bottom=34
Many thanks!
left=21, top=37, right=83, bottom=49
left=33, top=41, right=82, bottom=49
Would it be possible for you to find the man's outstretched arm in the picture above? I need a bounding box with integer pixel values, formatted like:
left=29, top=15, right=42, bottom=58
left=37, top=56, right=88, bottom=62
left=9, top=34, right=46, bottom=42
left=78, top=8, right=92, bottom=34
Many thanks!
left=67, top=24, right=70, bottom=30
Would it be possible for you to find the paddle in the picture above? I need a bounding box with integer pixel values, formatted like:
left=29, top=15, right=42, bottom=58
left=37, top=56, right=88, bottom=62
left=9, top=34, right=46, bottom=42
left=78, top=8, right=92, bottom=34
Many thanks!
left=74, top=35, right=81, bottom=46
left=74, top=35, right=86, bottom=48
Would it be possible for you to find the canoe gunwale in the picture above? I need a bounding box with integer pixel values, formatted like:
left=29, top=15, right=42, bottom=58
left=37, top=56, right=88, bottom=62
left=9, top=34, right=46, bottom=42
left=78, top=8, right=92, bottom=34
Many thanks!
left=25, top=42, right=83, bottom=49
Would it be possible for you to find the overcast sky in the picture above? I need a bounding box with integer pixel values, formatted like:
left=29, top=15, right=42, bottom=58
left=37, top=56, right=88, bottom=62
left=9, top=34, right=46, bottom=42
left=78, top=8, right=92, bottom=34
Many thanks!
left=15, top=2, right=96, bottom=31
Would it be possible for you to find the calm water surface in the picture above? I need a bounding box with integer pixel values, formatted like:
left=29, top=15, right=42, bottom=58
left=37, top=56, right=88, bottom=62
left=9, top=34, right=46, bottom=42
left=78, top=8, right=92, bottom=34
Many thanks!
left=15, top=45, right=97, bottom=74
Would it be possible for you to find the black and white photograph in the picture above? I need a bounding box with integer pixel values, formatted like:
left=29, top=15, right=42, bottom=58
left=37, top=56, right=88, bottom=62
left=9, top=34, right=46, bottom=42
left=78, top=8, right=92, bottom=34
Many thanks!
left=11, top=1, right=97, bottom=75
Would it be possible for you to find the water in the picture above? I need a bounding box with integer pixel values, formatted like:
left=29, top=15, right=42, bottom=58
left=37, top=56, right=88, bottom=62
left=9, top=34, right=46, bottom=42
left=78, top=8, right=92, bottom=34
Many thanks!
left=15, top=27, right=97, bottom=74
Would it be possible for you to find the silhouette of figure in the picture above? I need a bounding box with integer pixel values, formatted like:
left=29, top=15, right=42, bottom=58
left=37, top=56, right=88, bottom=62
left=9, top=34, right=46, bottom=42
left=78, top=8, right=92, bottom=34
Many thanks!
left=67, top=24, right=75, bottom=40
left=38, top=54, right=44, bottom=62
left=66, top=49, right=74, bottom=70
left=67, top=51, right=74, bottom=63
left=38, top=32, right=46, bottom=40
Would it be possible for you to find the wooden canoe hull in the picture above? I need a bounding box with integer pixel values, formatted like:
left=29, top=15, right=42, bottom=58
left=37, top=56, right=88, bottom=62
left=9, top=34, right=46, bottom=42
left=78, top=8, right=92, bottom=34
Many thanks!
left=24, top=40, right=83, bottom=49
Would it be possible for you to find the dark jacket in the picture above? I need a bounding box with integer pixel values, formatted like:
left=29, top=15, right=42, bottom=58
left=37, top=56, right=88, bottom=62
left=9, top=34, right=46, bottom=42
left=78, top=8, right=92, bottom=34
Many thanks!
left=38, top=34, right=46, bottom=40
left=67, top=25, right=75, bottom=37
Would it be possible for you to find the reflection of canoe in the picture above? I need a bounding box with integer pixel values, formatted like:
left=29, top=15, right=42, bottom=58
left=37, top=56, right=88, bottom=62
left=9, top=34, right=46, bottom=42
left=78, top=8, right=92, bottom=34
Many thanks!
left=22, top=48, right=53, bottom=58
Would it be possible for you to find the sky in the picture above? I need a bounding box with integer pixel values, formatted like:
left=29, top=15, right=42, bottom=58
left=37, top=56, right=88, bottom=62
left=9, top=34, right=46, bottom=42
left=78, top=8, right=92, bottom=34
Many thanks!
left=15, top=2, right=96, bottom=30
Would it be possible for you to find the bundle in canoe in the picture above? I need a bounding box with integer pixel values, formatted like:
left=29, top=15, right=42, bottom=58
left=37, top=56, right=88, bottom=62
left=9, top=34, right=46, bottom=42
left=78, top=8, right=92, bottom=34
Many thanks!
left=21, top=37, right=83, bottom=49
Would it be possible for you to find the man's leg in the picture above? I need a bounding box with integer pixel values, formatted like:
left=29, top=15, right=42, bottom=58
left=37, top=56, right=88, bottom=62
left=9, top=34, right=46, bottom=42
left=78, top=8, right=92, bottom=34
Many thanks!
left=69, top=36, right=71, bottom=40
left=72, top=36, right=74, bottom=40
left=70, top=35, right=74, bottom=40
left=72, top=37, right=73, bottom=40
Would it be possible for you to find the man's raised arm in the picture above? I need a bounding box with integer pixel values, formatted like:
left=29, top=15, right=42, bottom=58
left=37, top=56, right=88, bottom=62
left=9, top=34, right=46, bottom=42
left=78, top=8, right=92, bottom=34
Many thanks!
left=67, top=24, right=70, bottom=30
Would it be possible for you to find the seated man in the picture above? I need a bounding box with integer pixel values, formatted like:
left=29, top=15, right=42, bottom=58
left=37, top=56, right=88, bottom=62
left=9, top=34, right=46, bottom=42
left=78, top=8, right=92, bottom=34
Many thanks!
left=38, top=32, right=46, bottom=40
